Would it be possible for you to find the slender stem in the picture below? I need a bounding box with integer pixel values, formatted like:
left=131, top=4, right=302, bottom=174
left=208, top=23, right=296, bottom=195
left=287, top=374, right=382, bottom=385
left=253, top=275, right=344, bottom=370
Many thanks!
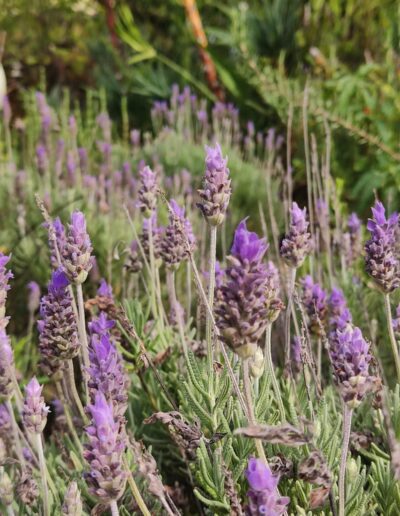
left=243, top=358, right=267, bottom=464
left=317, top=338, right=322, bottom=382
left=67, top=361, right=87, bottom=423
left=147, top=215, right=159, bottom=321
left=5, top=400, right=24, bottom=464
left=284, top=268, right=297, bottom=373
left=264, top=325, right=285, bottom=421
left=35, top=433, right=50, bottom=516
left=206, top=226, right=217, bottom=391
left=338, top=405, right=353, bottom=516
left=6, top=506, right=15, bottom=516
left=75, top=283, right=89, bottom=399
left=110, top=500, right=119, bottom=516
left=123, top=456, right=152, bottom=516
left=56, top=381, right=84, bottom=455
left=384, top=294, right=400, bottom=383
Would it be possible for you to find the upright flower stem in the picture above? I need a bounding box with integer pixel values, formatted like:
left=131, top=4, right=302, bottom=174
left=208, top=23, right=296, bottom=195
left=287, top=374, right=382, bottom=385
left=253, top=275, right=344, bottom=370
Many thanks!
left=67, top=360, right=87, bottom=423
left=384, top=294, right=400, bottom=383
left=206, top=226, right=217, bottom=391
left=264, top=325, right=285, bottom=421
left=35, top=433, right=50, bottom=516
left=5, top=400, right=24, bottom=464
left=338, top=405, right=353, bottom=516
left=123, top=456, right=152, bottom=516
left=110, top=500, right=119, bottom=516
left=166, top=270, right=187, bottom=355
left=75, top=283, right=89, bottom=399
left=147, top=215, right=159, bottom=322
left=284, top=268, right=297, bottom=373
left=243, top=358, right=267, bottom=464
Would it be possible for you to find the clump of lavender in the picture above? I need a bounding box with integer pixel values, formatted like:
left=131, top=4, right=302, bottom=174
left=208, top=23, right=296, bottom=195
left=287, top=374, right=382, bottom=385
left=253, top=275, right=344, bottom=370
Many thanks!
left=300, top=275, right=327, bottom=335
left=87, top=328, right=130, bottom=420
left=37, top=269, right=80, bottom=373
left=0, top=330, right=14, bottom=400
left=161, top=199, right=195, bottom=268
left=197, top=143, right=231, bottom=226
left=265, top=261, right=285, bottom=323
left=215, top=219, right=269, bottom=358
left=22, top=377, right=50, bottom=434
left=62, top=211, right=93, bottom=284
left=280, top=202, right=312, bottom=268
left=365, top=201, right=399, bottom=293
left=137, top=166, right=158, bottom=217
left=245, top=457, right=289, bottom=515
left=84, top=391, right=127, bottom=504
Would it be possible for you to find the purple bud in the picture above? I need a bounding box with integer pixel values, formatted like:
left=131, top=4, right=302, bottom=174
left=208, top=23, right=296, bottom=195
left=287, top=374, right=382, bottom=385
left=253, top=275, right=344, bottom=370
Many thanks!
left=97, top=279, right=113, bottom=299
left=22, top=377, right=50, bottom=433
left=2, top=95, right=11, bottom=127
left=280, top=202, right=312, bottom=268
left=0, top=330, right=13, bottom=400
left=62, top=211, right=93, bottom=284
left=246, top=458, right=289, bottom=515
left=231, top=219, right=268, bottom=264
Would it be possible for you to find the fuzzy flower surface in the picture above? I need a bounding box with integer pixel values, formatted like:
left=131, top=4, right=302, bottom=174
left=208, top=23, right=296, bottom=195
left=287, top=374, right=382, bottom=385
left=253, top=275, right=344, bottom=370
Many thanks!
left=137, top=165, right=158, bottom=217
left=0, top=253, right=13, bottom=326
left=62, top=211, right=93, bottom=284
left=245, top=458, right=289, bottom=515
left=22, top=377, right=50, bottom=434
left=140, top=213, right=164, bottom=263
left=197, top=143, right=231, bottom=226
left=161, top=199, right=195, bottom=268
left=84, top=392, right=127, bottom=503
left=215, top=219, right=269, bottom=358
left=365, top=201, right=399, bottom=293
left=0, top=330, right=14, bottom=400
left=280, top=202, right=312, bottom=268
left=38, top=270, right=79, bottom=373
left=300, top=275, right=327, bottom=335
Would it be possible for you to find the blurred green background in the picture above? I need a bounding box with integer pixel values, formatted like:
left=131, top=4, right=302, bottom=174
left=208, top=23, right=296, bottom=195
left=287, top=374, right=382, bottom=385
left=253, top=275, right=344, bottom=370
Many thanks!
left=2, top=0, right=400, bottom=211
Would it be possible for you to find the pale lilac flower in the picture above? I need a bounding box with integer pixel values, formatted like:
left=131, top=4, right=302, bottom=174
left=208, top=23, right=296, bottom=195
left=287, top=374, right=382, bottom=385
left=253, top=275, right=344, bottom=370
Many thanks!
left=246, top=458, right=289, bottom=515
left=22, top=377, right=50, bottom=434
left=137, top=166, right=158, bottom=217
left=300, top=276, right=327, bottom=335
left=280, top=202, right=312, bottom=268
left=0, top=331, right=13, bottom=400
left=62, top=211, right=93, bottom=284
left=161, top=199, right=195, bottom=267
left=27, top=281, right=40, bottom=314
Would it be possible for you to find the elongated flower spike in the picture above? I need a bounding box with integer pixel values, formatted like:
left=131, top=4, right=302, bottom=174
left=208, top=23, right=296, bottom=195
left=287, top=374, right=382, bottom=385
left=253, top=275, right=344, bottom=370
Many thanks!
left=265, top=261, right=285, bottom=323
left=84, top=391, right=127, bottom=503
left=62, top=481, right=82, bottom=516
left=161, top=199, right=195, bottom=268
left=197, top=143, right=231, bottom=226
left=137, top=165, right=158, bottom=217
left=0, top=330, right=14, bottom=400
left=62, top=211, right=93, bottom=284
left=245, top=457, right=290, bottom=515
left=300, top=275, right=328, bottom=335
left=22, top=377, right=50, bottom=434
left=97, top=278, right=113, bottom=299
left=365, top=201, right=399, bottom=293
left=280, top=202, right=312, bottom=268
left=215, top=219, right=269, bottom=358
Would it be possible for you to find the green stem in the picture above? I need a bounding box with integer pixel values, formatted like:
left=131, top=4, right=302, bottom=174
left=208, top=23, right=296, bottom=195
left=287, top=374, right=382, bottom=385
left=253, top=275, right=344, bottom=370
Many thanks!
left=5, top=400, right=24, bottom=464
left=147, top=215, right=159, bottom=322
left=243, top=358, right=267, bottom=464
left=67, top=360, right=87, bottom=423
left=384, top=293, right=400, bottom=383
left=284, top=268, right=297, bottom=373
left=206, top=226, right=217, bottom=393
left=264, top=325, right=285, bottom=421
left=110, top=500, right=119, bottom=516
left=35, top=433, right=50, bottom=516
left=123, top=456, right=152, bottom=516
left=338, top=405, right=353, bottom=516
left=75, top=283, right=89, bottom=400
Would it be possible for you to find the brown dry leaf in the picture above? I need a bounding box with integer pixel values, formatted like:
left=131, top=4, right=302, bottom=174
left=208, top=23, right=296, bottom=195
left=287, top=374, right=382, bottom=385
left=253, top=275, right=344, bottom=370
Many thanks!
left=234, top=423, right=311, bottom=446
left=310, top=487, right=330, bottom=509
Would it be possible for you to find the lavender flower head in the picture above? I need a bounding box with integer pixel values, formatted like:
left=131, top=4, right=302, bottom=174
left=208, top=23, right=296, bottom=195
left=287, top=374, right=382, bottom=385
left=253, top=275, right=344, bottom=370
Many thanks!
left=46, top=217, right=67, bottom=269
left=197, top=143, right=231, bottom=226
left=329, top=326, right=374, bottom=408
left=140, top=213, right=164, bottom=263
left=215, top=219, right=270, bottom=358
left=280, top=202, right=312, bottom=268
left=0, top=253, right=13, bottom=324
left=27, top=281, right=40, bottom=314
left=84, top=391, right=127, bottom=503
left=300, top=276, right=328, bottom=335
left=265, top=261, right=285, bottom=323
left=393, top=304, right=400, bottom=338
left=62, top=481, right=82, bottom=516
left=0, top=404, right=11, bottom=438
left=38, top=269, right=80, bottom=370
left=97, top=278, right=113, bottom=299
left=62, top=211, right=93, bottom=284
left=245, top=458, right=289, bottom=515
left=0, top=330, right=14, bottom=400
left=365, top=201, right=399, bottom=293
left=137, top=166, right=158, bottom=217
left=161, top=199, right=196, bottom=268
left=22, top=377, right=50, bottom=434
left=125, top=240, right=142, bottom=274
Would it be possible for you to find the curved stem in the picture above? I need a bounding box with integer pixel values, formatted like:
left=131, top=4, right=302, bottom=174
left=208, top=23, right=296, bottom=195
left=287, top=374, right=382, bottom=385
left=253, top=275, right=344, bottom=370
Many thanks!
left=384, top=294, right=400, bottom=383
left=243, top=358, right=267, bottom=464
left=338, top=405, right=353, bottom=516
left=76, top=283, right=89, bottom=400
left=35, top=433, right=50, bottom=516
left=264, top=325, right=285, bottom=421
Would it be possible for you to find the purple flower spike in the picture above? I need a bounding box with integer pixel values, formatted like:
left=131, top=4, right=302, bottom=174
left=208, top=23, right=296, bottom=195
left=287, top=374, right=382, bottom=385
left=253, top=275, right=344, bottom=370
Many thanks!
left=62, top=211, right=93, bottom=284
left=22, top=377, right=50, bottom=434
left=38, top=269, right=79, bottom=373
left=0, top=404, right=11, bottom=438
left=140, top=213, right=164, bottom=263
left=161, top=199, right=196, bottom=268
left=300, top=276, right=327, bottom=335
left=137, top=166, right=158, bottom=217
left=97, top=279, right=113, bottom=299
left=83, top=392, right=127, bottom=503
left=265, top=261, right=285, bottom=323
left=365, top=201, right=399, bottom=293
left=197, top=143, right=231, bottom=226
left=215, top=220, right=270, bottom=358
left=88, top=312, right=115, bottom=338
left=0, top=330, right=13, bottom=400
left=245, top=458, right=289, bottom=515
left=280, top=202, right=312, bottom=268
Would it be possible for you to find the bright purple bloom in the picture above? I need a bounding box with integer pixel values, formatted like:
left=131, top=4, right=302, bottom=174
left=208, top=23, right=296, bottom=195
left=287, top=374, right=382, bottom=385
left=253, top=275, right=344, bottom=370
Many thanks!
left=365, top=201, right=399, bottom=293
left=22, top=377, right=50, bottom=433
left=88, top=311, right=115, bottom=338
left=280, top=202, right=312, bottom=268
left=246, top=458, right=289, bottom=516
left=97, top=279, right=113, bottom=299
left=231, top=219, right=268, bottom=264
left=83, top=392, right=127, bottom=502
left=62, top=211, right=93, bottom=284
